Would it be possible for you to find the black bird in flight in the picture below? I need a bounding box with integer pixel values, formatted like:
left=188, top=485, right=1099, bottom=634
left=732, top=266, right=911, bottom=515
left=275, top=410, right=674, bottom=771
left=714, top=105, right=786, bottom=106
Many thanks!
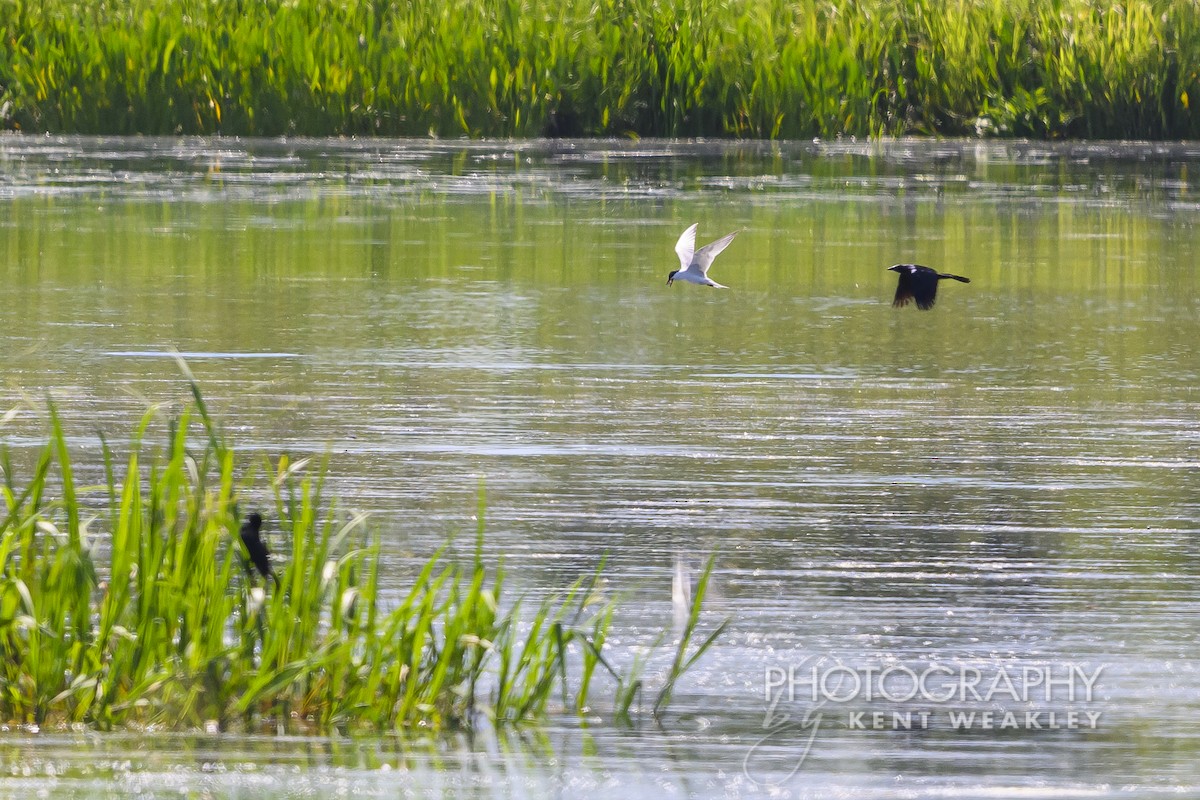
left=888, top=264, right=970, bottom=310
left=239, top=512, right=278, bottom=588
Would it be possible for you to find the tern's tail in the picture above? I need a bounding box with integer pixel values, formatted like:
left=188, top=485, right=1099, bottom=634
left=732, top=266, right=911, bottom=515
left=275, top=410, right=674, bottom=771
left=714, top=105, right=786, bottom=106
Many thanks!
left=938, top=273, right=970, bottom=283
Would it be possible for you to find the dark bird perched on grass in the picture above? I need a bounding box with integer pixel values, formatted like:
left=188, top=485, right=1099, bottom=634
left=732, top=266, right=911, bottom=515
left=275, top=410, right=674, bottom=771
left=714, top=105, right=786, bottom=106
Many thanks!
left=239, top=512, right=278, bottom=588
left=888, top=264, right=970, bottom=310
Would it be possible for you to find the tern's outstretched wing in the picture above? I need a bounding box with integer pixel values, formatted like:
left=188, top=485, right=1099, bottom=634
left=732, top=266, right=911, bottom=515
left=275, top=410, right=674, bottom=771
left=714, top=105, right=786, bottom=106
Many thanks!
left=674, top=223, right=698, bottom=271
left=693, top=230, right=738, bottom=275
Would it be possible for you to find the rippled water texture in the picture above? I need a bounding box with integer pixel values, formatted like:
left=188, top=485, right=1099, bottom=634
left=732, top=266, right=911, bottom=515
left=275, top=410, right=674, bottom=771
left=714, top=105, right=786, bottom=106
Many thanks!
left=1, top=137, right=1199, bottom=797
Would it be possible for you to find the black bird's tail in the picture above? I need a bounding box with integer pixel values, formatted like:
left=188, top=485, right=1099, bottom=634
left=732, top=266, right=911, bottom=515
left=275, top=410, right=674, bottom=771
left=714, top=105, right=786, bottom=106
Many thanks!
left=938, top=273, right=970, bottom=283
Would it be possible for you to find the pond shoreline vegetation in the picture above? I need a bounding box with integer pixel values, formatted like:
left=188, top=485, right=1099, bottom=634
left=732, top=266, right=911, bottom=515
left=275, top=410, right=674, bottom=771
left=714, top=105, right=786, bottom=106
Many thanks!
left=0, top=369, right=725, bottom=732
left=1, top=0, right=1197, bottom=140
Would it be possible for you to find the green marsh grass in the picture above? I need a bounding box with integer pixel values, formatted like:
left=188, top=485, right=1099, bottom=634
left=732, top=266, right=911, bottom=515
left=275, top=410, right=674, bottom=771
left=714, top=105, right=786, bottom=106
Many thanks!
left=0, top=382, right=723, bottom=731
left=0, top=0, right=1197, bottom=139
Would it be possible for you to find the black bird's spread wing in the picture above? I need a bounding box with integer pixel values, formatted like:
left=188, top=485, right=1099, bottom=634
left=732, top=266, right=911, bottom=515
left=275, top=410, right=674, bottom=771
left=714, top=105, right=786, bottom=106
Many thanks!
left=890, top=264, right=939, bottom=310
left=912, top=276, right=938, bottom=309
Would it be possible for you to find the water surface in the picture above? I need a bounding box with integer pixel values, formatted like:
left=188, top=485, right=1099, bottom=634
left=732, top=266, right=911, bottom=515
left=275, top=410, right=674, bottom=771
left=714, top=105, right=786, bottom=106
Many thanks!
left=1, top=136, right=1199, bottom=797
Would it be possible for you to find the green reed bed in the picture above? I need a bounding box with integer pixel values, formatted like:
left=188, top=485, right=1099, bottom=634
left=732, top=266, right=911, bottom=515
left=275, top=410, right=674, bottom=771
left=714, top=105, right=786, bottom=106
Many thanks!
left=0, top=383, right=723, bottom=731
left=0, top=0, right=1197, bottom=139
